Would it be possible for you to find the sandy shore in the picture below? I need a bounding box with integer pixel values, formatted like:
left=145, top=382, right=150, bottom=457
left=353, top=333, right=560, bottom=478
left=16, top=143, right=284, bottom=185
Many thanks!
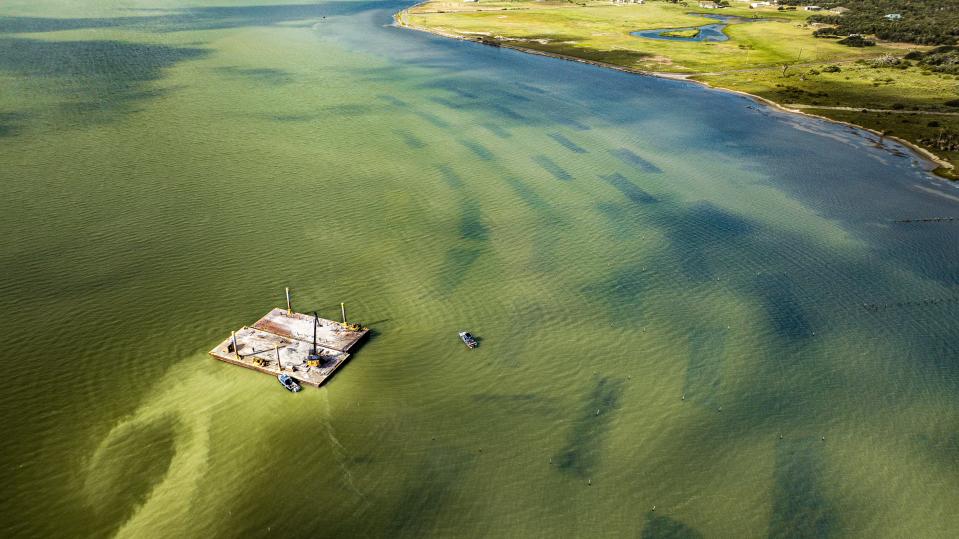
left=393, top=10, right=956, bottom=179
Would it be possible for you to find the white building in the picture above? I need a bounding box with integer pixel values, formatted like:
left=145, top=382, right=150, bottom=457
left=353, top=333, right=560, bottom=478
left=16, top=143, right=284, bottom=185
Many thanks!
left=884, top=13, right=902, bottom=21
left=750, top=1, right=771, bottom=8
left=803, top=5, right=823, bottom=11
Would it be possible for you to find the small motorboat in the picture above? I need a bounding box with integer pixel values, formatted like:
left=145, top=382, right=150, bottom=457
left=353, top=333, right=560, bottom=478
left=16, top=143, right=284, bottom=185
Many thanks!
left=459, top=331, right=478, bottom=349
left=278, top=373, right=302, bottom=392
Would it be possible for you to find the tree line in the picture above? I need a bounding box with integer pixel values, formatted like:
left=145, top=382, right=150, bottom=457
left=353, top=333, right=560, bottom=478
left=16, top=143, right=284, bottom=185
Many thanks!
left=777, top=0, right=959, bottom=45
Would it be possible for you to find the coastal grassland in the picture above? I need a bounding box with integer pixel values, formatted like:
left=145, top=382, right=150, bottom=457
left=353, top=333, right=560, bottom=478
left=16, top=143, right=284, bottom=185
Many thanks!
left=697, top=59, right=959, bottom=112
left=399, top=0, right=959, bottom=175
left=401, top=1, right=900, bottom=72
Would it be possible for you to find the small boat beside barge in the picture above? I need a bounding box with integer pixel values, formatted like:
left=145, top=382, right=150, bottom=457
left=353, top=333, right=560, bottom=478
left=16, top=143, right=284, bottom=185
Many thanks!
left=278, top=374, right=302, bottom=392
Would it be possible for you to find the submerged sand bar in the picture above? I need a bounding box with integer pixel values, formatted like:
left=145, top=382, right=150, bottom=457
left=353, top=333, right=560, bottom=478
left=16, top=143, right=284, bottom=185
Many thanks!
left=209, top=308, right=370, bottom=387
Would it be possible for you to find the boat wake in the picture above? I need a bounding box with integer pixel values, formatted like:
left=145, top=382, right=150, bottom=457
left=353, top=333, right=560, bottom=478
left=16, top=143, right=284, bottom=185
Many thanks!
left=319, top=390, right=367, bottom=502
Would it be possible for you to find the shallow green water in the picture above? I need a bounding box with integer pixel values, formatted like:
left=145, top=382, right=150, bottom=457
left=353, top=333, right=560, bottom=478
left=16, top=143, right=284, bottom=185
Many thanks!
left=1, top=1, right=958, bottom=537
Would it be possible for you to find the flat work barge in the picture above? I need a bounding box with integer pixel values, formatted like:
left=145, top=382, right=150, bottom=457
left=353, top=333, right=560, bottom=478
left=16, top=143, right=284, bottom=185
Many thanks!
left=209, top=307, right=370, bottom=387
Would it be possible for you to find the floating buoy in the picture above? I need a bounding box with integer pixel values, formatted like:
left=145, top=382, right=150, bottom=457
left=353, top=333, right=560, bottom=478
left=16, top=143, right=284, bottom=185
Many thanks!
left=681, top=393, right=686, bottom=401
left=652, top=505, right=656, bottom=512
left=588, top=479, right=592, bottom=485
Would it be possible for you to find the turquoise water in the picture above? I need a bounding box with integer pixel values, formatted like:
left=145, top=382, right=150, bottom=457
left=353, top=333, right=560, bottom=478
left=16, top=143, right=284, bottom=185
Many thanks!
left=1, top=1, right=958, bottom=537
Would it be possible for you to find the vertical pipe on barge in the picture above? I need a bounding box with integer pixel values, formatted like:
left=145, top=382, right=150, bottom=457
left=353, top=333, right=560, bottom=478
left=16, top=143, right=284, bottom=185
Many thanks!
left=231, top=331, right=239, bottom=359
left=341, top=303, right=347, bottom=325
left=285, top=287, right=293, bottom=315
left=275, top=344, right=281, bottom=370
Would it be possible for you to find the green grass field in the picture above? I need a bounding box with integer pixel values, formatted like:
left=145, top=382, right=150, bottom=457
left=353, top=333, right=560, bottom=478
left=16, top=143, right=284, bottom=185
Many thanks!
left=660, top=29, right=701, bottom=38
left=400, top=0, right=959, bottom=176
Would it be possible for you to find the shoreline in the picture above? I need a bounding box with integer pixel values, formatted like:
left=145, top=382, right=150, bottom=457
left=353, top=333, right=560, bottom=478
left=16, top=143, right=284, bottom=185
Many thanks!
left=392, top=10, right=956, bottom=179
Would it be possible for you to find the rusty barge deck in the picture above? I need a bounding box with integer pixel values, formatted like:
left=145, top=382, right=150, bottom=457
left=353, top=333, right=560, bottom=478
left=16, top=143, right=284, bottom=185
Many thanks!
left=209, top=307, right=370, bottom=387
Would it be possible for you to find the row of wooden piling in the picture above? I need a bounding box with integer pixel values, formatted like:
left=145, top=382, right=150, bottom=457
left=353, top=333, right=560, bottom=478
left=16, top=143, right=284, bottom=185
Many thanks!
left=893, top=217, right=958, bottom=223
left=862, top=296, right=959, bottom=312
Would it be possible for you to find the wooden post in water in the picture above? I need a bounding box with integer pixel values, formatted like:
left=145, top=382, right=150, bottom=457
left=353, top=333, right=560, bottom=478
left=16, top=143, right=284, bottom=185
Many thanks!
left=231, top=331, right=239, bottom=359
left=341, top=303, right=347, bottom=325
left=275, top=345, right=281, bottom=370
left=285, top=287, right=293, bottom=315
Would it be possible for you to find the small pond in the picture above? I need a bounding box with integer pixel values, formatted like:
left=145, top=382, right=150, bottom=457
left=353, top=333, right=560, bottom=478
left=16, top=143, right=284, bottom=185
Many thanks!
left=631, top=13, right=765, bottom=42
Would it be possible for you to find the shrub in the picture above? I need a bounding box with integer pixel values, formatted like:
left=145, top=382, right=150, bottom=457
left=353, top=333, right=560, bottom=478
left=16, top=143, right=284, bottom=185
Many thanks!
left=870, top=54, right=900, bottom=67
left=839, top=35, right=875, bottom=47
left=822, top=65, right=841, bottom=73
left=909, top=46, right=959, bottom=75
